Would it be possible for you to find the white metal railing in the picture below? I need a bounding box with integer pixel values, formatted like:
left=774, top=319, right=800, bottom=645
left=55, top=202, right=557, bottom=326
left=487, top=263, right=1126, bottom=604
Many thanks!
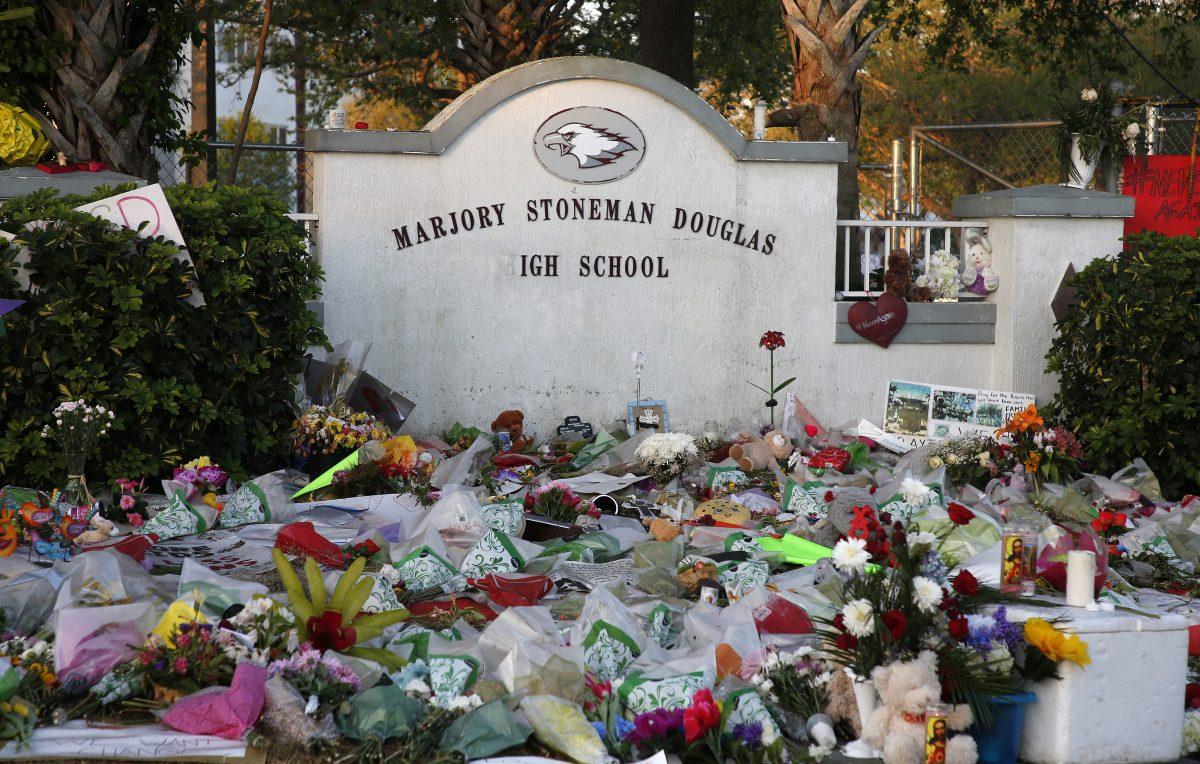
left=835, top=219, right=988, bottom=298
left=286, top=213, right=319, bottom=263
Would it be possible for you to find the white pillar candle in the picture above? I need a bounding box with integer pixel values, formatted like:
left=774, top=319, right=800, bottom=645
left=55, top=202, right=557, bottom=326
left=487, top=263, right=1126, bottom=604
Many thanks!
left=753, top=100, right=767, bottom=140
left=1066, top=549, right=1096, bottom=607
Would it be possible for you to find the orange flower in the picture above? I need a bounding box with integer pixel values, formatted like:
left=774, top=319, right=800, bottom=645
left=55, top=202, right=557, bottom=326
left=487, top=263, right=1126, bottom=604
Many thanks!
left=1024, top=453, right=1042, bottom=473
left=998, top=404, right=1044, bottom=436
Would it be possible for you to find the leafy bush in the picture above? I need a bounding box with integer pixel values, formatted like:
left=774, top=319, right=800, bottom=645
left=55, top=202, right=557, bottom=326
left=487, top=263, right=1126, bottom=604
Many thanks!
left=1046, top=233, right=1200, bottom=498
left=0, top=183, right=326, bottom=487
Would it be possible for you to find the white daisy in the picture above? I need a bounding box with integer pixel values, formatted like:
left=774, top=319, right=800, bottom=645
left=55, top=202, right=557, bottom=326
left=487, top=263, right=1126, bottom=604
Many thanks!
left=841, top=599, right=875, bottom=637
left=912, top=576, right=943, bottom=613
left=831, top=537, right=870, bottom=574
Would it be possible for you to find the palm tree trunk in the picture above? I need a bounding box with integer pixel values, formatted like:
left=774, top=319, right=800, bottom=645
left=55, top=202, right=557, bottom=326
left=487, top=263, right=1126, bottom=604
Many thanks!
left=456, top=0, right=583, bottom=83
left=638, top=0, right=696, bottom=89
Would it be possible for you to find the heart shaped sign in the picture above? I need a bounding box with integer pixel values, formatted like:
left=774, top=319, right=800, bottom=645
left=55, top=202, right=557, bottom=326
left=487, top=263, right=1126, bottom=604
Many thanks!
left=847, top=293, right=908, bottom=348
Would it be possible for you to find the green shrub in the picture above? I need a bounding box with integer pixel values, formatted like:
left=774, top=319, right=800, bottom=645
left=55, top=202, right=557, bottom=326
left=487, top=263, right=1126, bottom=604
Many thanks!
left=0, top=183, right=327, bottom=487
left=1046, top=233, right=1200, bottom=498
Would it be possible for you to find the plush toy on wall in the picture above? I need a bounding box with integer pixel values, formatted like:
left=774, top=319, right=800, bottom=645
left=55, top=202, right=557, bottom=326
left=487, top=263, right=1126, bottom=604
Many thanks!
left=491, top=409, right=531, bottom=452
left=961, top=232, right=998, bottom=296
left=863, top=651, right=978, bottom=764
left=883, top=249, right=932, bottom=303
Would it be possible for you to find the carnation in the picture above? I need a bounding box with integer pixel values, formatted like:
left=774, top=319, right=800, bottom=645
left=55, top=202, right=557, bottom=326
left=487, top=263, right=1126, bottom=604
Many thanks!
left=634, top=432, right=700, bottom=485
left=912, top=576, right=942, bottom=613
left=901, top=477, right=933, bottom=507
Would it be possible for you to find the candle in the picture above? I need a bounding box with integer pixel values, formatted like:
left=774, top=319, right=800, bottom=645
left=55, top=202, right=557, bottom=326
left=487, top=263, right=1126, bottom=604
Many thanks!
left=1066, top=549, right=1096, bottom=607
left=753, top=100, right=767, bottom=140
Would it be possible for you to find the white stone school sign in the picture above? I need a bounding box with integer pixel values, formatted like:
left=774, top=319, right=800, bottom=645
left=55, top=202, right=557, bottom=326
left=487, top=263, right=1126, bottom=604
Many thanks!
left=308, top=57, right=844, bottom=434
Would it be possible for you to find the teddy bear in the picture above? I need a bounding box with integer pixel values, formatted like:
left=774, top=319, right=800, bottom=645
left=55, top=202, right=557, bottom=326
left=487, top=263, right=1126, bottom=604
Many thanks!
left=74, top=514, right=120, bottom=546
left=863, top=650, right=978, bottom=764
left=728, top=438, right=774, bottom=472
left=961, top=232, right=998, bottom=296
left=491, top=409, right=531, bottom=452
left=884, top=249, right=932, bottom=303
left=763, top=429, right=794, bottom=461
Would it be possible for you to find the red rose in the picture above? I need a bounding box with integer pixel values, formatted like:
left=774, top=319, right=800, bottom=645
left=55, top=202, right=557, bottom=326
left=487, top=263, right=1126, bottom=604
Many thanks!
left=940, top=593, right=960, bottom=612
left=947, top=502, right=975, bottom=525
left=759, top=331, right=786, bottom=351
left=1187, top=683, right=1200, bottom=709
left=837, top=632, right=858, bottom=650
left=948, top=614, right=969, bottom=641
left=832, top=613, right=847, bottom=632
left=882, top=610, right=907, bottom=641
left=952, top=569, right=980, bottom=597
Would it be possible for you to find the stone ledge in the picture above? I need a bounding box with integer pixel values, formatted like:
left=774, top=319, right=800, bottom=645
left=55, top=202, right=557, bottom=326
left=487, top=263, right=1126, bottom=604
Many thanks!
left=951, top=184, right=1134, bottom=219
left=835, top=301, right=996, bottom=344
left=306, top=56, right=847, bottom=164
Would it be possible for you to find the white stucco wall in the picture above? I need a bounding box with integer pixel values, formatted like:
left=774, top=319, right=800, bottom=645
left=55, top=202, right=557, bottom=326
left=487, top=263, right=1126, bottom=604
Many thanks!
left=310, top=63, right=1087, bottom=437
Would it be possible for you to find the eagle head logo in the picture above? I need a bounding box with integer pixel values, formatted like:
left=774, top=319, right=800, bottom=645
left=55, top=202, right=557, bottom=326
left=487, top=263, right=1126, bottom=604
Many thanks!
left=541, top=122, right=638, bottom=169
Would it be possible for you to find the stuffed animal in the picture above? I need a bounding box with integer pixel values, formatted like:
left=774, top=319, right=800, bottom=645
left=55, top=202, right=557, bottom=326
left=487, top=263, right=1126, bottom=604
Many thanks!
left=692, top=498, right=751, bottom=527
left=961, top=232, right=998, bottom=296
left=824, top=668, right=862, bottom=737
left=75, top=514, right=120, bottom=545
left=864, top=651, right=978, bottom=764
left=728, top=439, right=773, bottom=472
left=763, top=429, right=794, bottom=461
left=883, top=249, right=932, bottom=303
left=490, top=409, right=531, bottom=452
left=647, top=518, right=683, bottom=542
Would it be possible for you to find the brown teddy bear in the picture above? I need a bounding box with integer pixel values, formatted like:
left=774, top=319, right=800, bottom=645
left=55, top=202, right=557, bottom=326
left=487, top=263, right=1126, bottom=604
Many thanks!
left=491, top=409, right=531, bottom=452
left=728, top=439, right=774, bottom=472
left=863, top=650, right=978, bottom=764
left=763, top=429, right=794, bottom=461
left=883, top=249, right=932, bottom=303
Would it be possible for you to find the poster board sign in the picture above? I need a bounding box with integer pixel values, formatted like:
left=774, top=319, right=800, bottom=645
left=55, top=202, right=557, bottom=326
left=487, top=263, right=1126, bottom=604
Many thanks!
left=884, top=379, right=1034, bottom=445
left=1122, top=156, right=1200, bottom=238
left=74, top=184, right=205, bottom=306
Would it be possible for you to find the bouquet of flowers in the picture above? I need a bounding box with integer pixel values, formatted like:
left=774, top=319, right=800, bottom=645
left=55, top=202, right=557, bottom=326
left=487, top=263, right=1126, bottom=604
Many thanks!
left=1056, top=84, right=1142, bottom=174
left=995, top=405, right=1084, bottom=489
left=0, top=635, right=56, bottom=710
left=104, top=478, right=149, bottom=528
left=133, top=623, right=236, bottom=704
left=215, top=595, right=300, bottom=665
left=40, top=399, right=115, bottom=506
left=524, top=481, right=589, bottom=524
left=749, top=645, right=833, bottom=720
left=174, top=456, right=229, bottom=497
left=268, top=647, right=361, bottom=718
left=924, top=434, right=1000, bottom=489
left=915, top=249, right=961, bottom=301
left=634, top=432, right=699, bottom=486
left=291, top=403, right=391, bottom=458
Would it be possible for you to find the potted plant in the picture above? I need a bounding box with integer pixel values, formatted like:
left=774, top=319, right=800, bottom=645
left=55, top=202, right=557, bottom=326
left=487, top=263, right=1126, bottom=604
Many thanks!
left=1056, top=85, right=1143, bottom=188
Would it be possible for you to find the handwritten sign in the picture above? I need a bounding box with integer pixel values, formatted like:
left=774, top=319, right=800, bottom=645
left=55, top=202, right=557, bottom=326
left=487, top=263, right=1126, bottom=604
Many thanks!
left=75, top=184, right=205, bottom=306
left=0, top=720, right=248, bottom=760
left=1122, top=156, right=1200, bottom=238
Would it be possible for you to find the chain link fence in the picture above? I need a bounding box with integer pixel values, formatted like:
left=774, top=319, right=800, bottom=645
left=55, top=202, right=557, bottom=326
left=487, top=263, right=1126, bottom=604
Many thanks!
left=158, top=142, right=313, bottom=214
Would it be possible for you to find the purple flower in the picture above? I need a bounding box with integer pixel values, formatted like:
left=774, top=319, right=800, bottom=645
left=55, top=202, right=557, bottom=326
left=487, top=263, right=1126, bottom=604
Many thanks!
left=173, top=467, right=199, bottom=484
left=197, top=466, right=228, bottom=488
left=625, top=707, right=685, bottom=749
left=733, top=721, right=763, bottom=748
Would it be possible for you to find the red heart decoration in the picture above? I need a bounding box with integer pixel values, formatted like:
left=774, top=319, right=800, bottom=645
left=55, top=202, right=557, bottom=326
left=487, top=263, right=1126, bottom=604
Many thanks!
left=803, top=424, right=819, bottom=438
left=847, top=293, right=908, bottom=348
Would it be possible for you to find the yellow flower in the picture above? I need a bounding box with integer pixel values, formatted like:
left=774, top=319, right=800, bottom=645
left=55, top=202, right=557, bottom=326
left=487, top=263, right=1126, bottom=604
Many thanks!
left=1025, top=618, right=1090, bottom=666
left=11, top=701, right=28, bottom=718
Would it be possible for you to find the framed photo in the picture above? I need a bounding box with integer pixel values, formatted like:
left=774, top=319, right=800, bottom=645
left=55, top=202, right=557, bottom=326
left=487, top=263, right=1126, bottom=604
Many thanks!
left=627, top=400, right=669, bottom=434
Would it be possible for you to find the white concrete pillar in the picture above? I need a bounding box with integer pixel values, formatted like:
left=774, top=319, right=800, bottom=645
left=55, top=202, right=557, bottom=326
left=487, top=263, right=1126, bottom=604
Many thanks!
left=951, top=185, right=1133, bottom=405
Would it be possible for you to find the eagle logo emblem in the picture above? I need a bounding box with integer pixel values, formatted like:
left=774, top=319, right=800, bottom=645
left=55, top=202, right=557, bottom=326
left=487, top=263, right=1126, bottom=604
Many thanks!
left=533, top=107, right=646, bottom=184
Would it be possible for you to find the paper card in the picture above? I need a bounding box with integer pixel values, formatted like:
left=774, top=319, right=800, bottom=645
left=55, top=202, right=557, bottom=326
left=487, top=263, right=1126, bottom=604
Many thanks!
left=884, top=379, right=1034, bottom=443
left=0, top=720, right=249, bottom=760
left=74, top=184, right=205, bottom=306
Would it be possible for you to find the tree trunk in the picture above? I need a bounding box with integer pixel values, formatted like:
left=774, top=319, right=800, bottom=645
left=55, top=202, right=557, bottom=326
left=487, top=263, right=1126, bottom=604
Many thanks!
left=770, top=0, right=885, bottom=222
left=29, top=0, right=172, bottom=179
left=226, top=0, right=274, bottom=185
left=190, top=0, right=217, bottom=184
left=637, top=0, right=696, bottom=89
left=456, top=0, right=582, bottom=83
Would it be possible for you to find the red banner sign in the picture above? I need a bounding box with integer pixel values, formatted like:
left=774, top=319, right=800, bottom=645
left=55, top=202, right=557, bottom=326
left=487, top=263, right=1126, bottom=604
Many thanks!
left=1122, top=156, right=1200, bottom=237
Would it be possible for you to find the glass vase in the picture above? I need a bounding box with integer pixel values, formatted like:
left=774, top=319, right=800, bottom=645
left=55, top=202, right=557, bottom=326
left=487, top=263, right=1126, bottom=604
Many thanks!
left=62, top=450, right=94, bottom=508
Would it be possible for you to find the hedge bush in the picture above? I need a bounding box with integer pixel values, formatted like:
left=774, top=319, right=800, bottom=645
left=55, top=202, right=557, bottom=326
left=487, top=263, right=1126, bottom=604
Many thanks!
left=1046, top=233, right=1200, bottom=499
left=0, top=183, right=327, bottom=487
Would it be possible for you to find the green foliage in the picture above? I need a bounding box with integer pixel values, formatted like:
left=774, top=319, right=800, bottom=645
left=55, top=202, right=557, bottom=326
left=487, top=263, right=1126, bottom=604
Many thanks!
left=1046, top=234, right=1200, bottom=499
left=0, top=183, right=327, bottom=487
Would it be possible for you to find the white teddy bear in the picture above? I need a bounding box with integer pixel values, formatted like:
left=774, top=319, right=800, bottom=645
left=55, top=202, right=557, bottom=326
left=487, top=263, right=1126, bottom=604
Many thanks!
left=961, top=232, right=998, bottom=296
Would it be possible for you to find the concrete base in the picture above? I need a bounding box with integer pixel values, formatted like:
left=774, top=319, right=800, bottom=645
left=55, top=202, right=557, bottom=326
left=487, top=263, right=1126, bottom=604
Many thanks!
left=999, top=603, right=1188, bottom=764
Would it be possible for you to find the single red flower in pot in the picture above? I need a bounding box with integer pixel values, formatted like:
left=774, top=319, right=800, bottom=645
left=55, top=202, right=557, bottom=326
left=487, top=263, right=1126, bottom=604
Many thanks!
left=759, top=331, right=785, bottom=350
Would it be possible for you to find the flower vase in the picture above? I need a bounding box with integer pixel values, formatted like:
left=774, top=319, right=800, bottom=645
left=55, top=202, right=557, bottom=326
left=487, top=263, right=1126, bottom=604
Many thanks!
left=1066, top=133, right=1100, bottom=189
left=62, top=451, right=94, bottom=508
left=842, top=672, right=883, bottom=759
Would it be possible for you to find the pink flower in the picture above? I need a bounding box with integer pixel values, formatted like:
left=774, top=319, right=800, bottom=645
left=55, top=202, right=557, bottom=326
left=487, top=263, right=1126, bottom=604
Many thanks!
left=176, top=633, right=192, bottom=648
left=173, top=657, right=189, bottom=674
left=119, top=494, right=136, bottom=511
left=127, top=513, right=144, bottom=527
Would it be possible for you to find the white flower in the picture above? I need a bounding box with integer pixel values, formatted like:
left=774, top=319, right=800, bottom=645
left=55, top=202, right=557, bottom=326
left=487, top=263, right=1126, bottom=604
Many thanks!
left=985, top=642, right=1014, bottom=674
left=403, top=678, right=431, bottom=696
left=763, top=652, right=782, bottom=670
left=1125, top=122, right=1141, bottom=138
left=946, top=453, right=960, bottom=465
left=1081, top=87, right=1098, bottom=102
left=841, top=599, right=875, bottom=638
left=977, top=452, right=990, bottom=467
left=831, top=537, right=870, bottom=574
left=815, top=671, right=832, bottom=686
left=901, top=477, right=932, bottom=507
left=912, top=576, right=942, bottom=613
left=1044, top=445, right=1054, bottom=454
left=928, top=456, right=944, bottom=468
left=907, top=530, right=937, bottom=550
left=758, top=679, right=774, bottom=694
